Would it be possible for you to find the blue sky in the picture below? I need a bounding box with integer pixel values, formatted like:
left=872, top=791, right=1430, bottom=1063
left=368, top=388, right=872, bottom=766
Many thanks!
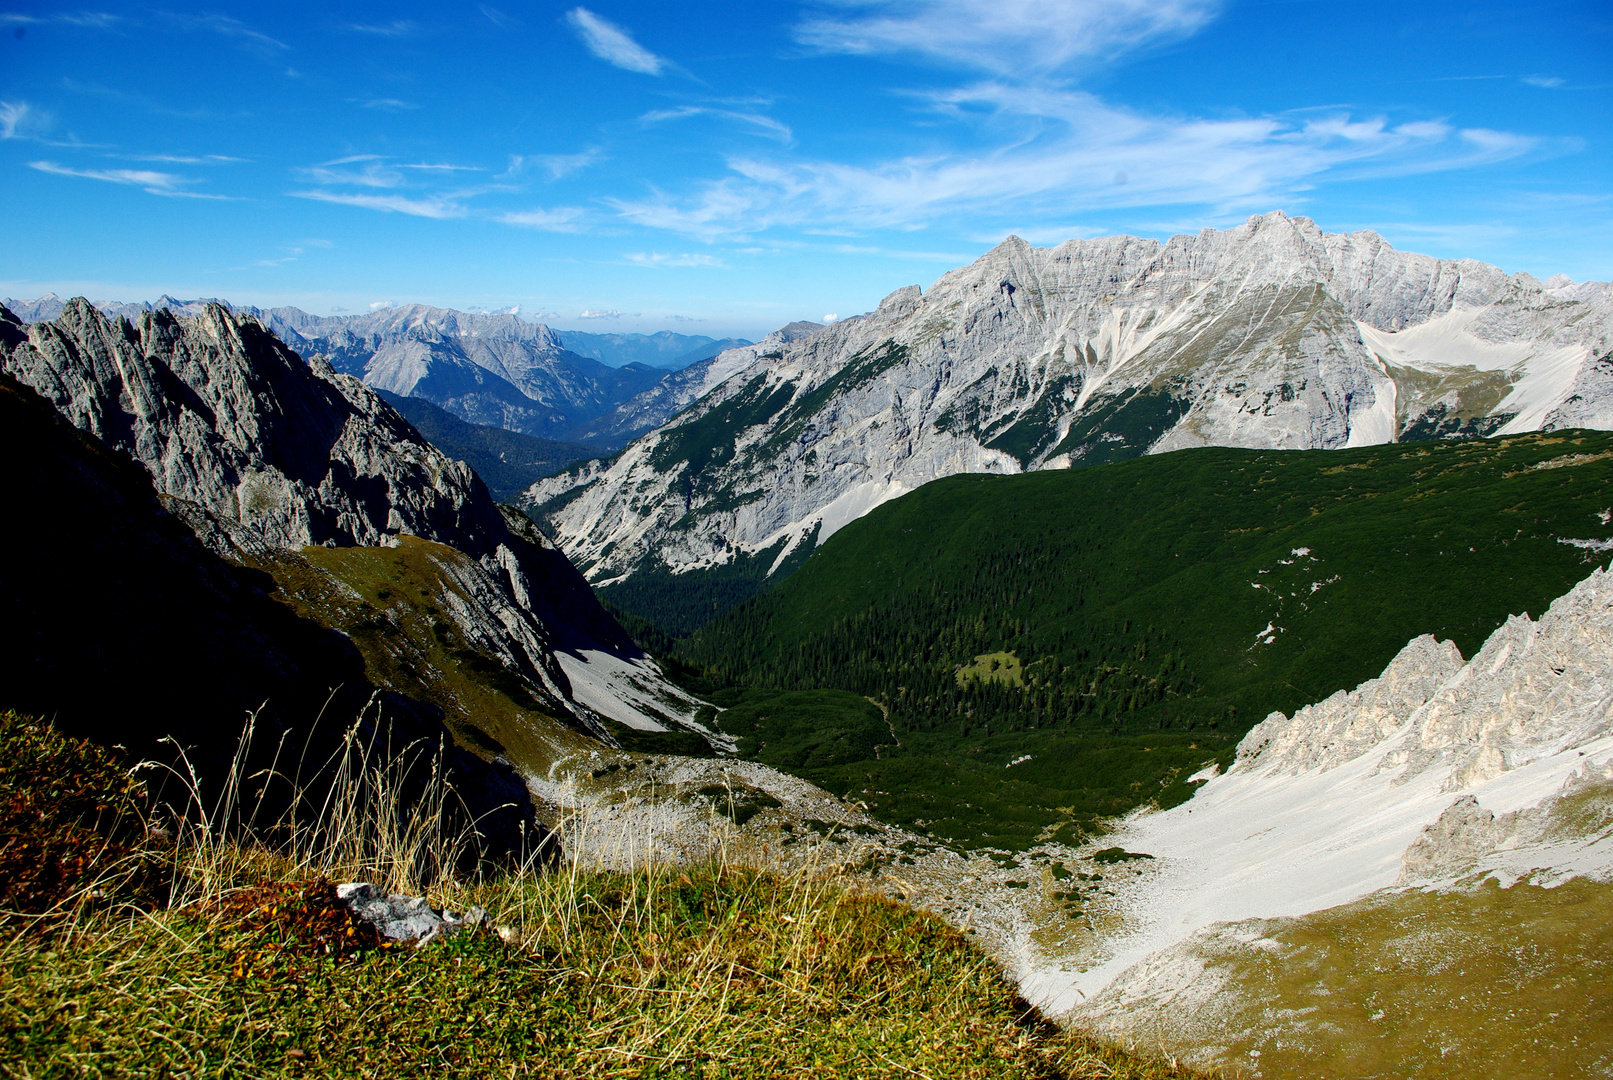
left=1, top=1, right=1608, bottom=339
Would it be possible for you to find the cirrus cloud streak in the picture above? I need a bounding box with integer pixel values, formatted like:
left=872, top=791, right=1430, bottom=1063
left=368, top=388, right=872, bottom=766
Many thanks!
left=289, top=190, right=467, bottom=218
left=796, top=0, right=1220, bottom=75
left=609, top=86, right=1549, bottom=239
left=565, top=8, right=667, bottom=75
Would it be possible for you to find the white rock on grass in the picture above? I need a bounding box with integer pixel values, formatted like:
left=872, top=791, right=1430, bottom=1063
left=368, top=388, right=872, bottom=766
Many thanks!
left=336, top=882, right=487, bottom=947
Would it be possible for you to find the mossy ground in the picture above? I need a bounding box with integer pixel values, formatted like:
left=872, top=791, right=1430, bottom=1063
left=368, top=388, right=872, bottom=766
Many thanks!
left=1105, top=876, right=1613, bottom=1079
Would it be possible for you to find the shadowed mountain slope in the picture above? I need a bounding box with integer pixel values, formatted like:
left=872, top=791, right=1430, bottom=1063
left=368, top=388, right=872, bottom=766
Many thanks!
left=0, top=300, right=713, bottom=767
left=0, top=370, right=541, bottom=861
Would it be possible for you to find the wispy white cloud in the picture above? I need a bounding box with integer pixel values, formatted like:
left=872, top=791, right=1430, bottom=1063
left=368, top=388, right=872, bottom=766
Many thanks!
left=290, top=190, right=466, bottom=218
left=577, top=308, right=635, bottom=319
left=297, top=158, right=404, bottom=188
left=1523, top=75, right=1565, bottom=89
left=127, top=153, right=245, bottom=164
left=609, top=86, right=1551, bottom=239
left=360, top=98, right=420, bottom=111
left=1, top=12, right=122, bottom=29
left=165, top=13, right=286, bottom=53
left=497, top=206, right=589, bottom=231
left=349, top=20, right=417, bottom=36
left=565, top=7, right=667, bottom=75
left=28, top=159, right=231, bottom=198
left=59, top=78, right=217, bottom=121
left=640, top=106, right=792, bottom=143
left=503, top=150, right=600, bottom=180
left=0, top=100, right=37, bottom=139
left=480, top=5, right=514, bottom=28
left=624, top=251, right=727, bottom=268
left=796, top=0, right=1219, bottom=75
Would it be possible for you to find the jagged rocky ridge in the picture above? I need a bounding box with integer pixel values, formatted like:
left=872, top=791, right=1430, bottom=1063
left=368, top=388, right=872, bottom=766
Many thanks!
left=1022, top=562, right=1613, bottom=1057
left=272, top=305, right=666, bottom=443
left=531, top=212, right=1613, bottom=586
left=561, top=322, right=820, bottom=449
left=0, top=295, right=725, bottom=448
left=0, top=299, right=706, bottom=743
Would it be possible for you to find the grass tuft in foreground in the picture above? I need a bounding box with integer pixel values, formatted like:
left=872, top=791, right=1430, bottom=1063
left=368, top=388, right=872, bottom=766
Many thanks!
left=0, top=711, right=1205, bottom=1079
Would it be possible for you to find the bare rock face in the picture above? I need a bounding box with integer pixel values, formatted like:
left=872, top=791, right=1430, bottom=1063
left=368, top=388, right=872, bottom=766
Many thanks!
left=2, top=298, right=499, bottom=551
left=1396, top=794, right=1506, bottom=880
left=534, top=213, right=1613, bottom=585
left=1391, top=567, right=1613, bottom=789
left=0, top=299, right=699, bottom=740
left=1236, top=634, right=1466, bottom=774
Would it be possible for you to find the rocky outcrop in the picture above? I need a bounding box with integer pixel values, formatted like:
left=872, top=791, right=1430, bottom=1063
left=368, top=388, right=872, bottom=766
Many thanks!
left=0, top=369, right=546, bottom=864
left=336, top=882, right=489, bottom=946
left=2, top=299, right=505, bottom=552
left=0, top=300, right=704, bottom=742
left=1236, top=635, right=1466, bottom=774
left=1237, top=565, right=1613, bottom=791
left=535, top=213, right=1613, bottom=586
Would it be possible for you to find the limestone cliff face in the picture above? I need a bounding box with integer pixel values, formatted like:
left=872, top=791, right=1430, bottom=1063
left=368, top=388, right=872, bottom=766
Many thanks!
left=3, top=298, right=503, bottom=552
left=0, top=300, right=702, bottom=740
left=533, top=212, right=1613, bottom=585
left=1239, top=564, right=1613, bottom=794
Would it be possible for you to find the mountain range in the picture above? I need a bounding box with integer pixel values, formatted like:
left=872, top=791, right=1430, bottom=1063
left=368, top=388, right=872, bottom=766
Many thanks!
left=0, top=298, right=715, bottom=781
left=6, top=222, right=1613, bottom=1075
left=525, top=212, right=1613, bottom=619
left=0, top=294, right=752, bottom=450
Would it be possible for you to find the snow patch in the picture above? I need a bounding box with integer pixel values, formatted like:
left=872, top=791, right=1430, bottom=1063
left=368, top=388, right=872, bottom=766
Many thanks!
left=1345, top=374, right=1397, bottom=447
left=1356, top=306, right=1542, bottom=373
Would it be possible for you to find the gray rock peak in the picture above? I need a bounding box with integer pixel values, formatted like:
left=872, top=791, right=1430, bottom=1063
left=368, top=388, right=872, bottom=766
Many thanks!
left=4, top=297, right=496, bottom=552
left=878, top=285, right=923, bottom=317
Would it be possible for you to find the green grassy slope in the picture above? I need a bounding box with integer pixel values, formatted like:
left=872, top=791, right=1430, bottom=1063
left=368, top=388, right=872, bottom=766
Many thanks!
left=677, top=432, right=1613, bottom=849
